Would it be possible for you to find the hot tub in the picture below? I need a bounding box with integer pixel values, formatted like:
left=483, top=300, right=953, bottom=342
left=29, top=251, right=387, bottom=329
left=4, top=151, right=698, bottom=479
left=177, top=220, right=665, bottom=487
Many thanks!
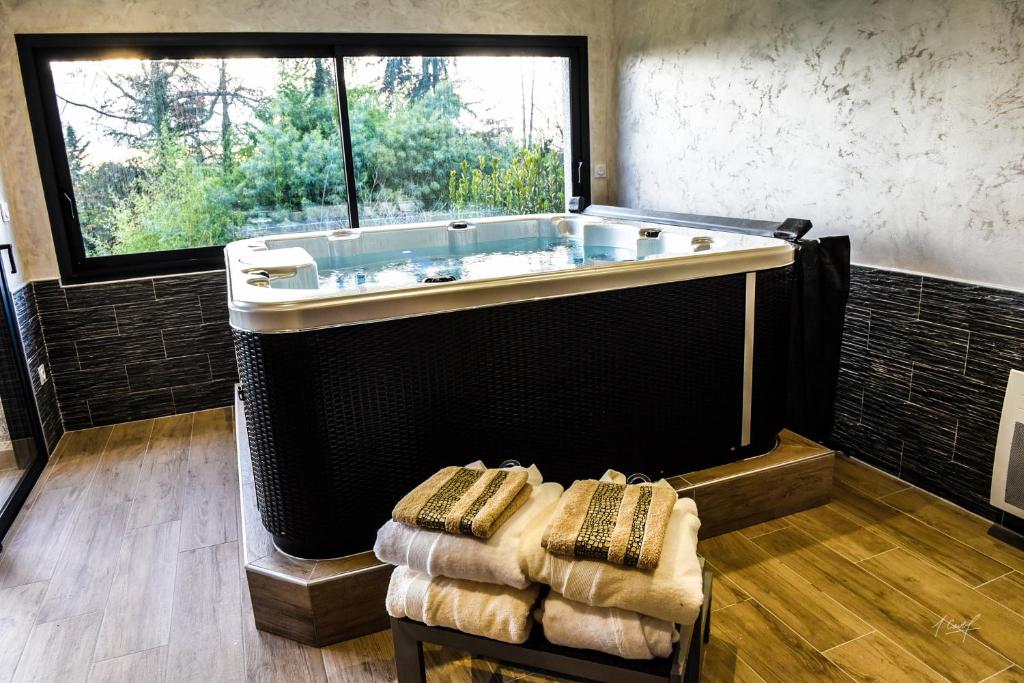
left=229, top=206, right=800, bottom=558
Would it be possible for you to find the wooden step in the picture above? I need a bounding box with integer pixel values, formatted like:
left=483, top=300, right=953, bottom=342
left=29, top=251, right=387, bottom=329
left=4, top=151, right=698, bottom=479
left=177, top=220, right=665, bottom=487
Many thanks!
left=237, top=389, right=833, bottom=647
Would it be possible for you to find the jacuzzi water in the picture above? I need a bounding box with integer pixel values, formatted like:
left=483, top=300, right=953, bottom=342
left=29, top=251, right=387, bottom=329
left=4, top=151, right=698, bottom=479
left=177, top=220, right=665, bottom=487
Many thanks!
left=316, top=236, right=634, bottom=293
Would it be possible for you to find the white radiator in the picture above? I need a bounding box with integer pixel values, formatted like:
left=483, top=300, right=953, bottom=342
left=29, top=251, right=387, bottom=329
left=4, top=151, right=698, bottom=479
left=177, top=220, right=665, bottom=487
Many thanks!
left=991, top=369, right=1024, bottom=518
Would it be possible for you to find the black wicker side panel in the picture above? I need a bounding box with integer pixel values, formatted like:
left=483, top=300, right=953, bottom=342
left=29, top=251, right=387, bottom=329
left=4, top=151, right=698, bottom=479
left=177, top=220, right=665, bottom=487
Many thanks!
left=750, top=266, right=794, bottom=451
left=236, top=268, right=791, bottom=557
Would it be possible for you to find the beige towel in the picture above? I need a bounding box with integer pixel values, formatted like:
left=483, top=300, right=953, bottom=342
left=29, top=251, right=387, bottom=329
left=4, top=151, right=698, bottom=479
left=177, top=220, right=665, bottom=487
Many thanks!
left=524, top=472, right=704, bottom=625
left=393, top=465, right=531, bottom=538
left=536, top=592, right=678, bottom=659
left=386, top=565, right=540, bottom=644
left=542, top=477, right=677, bottom=569
left=375, top=468, right=563, bottom=589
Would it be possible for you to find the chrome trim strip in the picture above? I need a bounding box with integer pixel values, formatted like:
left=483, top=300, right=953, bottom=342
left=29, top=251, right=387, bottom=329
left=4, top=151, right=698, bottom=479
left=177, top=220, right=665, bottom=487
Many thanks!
left=741, top=272, right=756, bottom=446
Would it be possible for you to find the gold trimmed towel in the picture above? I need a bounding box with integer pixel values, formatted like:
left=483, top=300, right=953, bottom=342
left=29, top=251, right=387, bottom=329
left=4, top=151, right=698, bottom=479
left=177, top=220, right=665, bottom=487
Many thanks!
left=542, top=477, right=677, bottom=569
left=375, top=465, right=563, bottom=589
left=392, top=466, right=531, bottom=538
left=524, top=479, right=704, bottom=625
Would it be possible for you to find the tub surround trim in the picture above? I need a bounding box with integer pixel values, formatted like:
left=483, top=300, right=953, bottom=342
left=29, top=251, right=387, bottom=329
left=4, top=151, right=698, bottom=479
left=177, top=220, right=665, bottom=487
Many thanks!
left=229, top=245, right=794, bottom=333
left=226, top=213, right=795, bottom=333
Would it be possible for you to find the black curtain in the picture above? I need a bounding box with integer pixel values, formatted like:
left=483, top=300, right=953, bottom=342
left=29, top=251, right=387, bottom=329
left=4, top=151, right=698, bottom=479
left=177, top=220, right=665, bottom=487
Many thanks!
left=786, top=236, right=851, bottom=441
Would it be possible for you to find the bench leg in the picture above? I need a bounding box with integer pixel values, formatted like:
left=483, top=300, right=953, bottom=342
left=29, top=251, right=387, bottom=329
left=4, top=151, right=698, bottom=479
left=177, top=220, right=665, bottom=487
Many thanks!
left=704, top=577, right=713, bottom=644
left=392, top=622, right=426, bottom=683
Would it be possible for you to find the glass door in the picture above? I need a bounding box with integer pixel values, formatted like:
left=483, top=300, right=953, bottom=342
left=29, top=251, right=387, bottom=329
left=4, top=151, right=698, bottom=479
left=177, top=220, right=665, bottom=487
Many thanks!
left=0, top=251, right=47, bottom=548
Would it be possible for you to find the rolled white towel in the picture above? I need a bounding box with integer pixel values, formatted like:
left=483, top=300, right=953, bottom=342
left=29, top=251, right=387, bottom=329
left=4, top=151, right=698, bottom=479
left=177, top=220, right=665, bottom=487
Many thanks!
left=536, top=592, right=678, bottom=659
left=375, top=464, right=563, bottom=589
left=386, top=565, right=540, bottom=644
left=523, top=471, right=703, bottom=625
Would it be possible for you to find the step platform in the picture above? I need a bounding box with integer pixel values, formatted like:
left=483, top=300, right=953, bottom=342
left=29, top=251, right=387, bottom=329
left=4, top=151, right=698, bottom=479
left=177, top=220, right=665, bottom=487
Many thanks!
left=236, top=390, right=833, bottom=647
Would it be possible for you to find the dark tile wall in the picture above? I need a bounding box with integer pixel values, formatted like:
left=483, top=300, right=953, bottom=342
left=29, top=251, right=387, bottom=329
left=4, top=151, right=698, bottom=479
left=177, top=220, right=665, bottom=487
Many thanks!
left=829, top=265, right=1024, bottom=523
left=32, top=270, right=235, bottom=429
left=12, top=285, right=63, bottom=452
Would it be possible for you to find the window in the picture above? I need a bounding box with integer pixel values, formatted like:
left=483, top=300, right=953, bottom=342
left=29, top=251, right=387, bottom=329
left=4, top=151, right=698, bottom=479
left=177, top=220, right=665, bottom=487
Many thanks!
left=18, top=34, right=590, bottom=282
left=51, top=57, right=348, bottom=258
left=344, top=55, right=571, bottom=226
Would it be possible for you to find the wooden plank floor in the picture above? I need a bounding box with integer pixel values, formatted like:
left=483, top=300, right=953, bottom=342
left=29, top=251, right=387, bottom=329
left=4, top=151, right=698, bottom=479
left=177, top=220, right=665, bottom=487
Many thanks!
left=1, top=408, right=1023, bottom=682
left=0, top=467, right=22, bottom=506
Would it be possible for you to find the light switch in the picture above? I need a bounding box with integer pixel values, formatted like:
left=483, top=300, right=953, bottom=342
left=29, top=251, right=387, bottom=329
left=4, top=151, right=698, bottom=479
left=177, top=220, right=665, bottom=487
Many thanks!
left=0, top=202, right=9, bottom=222
left=594, top=163, right=608, bottom=179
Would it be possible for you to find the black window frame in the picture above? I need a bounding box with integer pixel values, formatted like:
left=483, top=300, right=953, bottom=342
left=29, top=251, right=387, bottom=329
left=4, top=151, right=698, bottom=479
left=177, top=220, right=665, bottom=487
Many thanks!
left=17, top=33, right=591, bottom=284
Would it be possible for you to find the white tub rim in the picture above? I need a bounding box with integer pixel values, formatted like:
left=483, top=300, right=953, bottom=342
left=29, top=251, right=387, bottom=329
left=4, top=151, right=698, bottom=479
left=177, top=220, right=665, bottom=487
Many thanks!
left=225, top=211, right=795, bottom=333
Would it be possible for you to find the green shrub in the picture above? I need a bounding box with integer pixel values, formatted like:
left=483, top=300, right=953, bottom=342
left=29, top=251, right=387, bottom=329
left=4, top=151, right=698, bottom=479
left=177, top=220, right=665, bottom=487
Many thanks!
left=449, top=144, right=565, bottom=215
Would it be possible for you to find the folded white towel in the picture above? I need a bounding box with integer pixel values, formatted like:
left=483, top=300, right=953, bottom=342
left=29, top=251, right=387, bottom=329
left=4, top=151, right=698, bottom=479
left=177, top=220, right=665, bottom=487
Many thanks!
left=536, top=592, right=678, bottom=659
left=375, top=465, right=563, bottom=589
left=386, top=565, right=540, bottom=644
left=523, top=471, right=703, bottom=625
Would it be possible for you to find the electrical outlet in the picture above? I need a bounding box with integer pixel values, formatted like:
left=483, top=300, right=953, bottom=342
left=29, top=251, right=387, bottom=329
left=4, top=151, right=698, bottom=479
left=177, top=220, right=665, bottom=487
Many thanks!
left=594, top=163, right=608, bottom=179
left=37, top=364, right=47, bottom=386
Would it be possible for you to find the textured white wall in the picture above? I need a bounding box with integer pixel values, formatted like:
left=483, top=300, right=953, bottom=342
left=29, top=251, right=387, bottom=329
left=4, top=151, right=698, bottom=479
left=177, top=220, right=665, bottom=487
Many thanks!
left=0, top=4, right=25, bottom=291
left=0, top=0, right=615, bottom=281
left=0, top=162, right=25, bottom=292
left=614, top=0, right=1024, bottom=289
